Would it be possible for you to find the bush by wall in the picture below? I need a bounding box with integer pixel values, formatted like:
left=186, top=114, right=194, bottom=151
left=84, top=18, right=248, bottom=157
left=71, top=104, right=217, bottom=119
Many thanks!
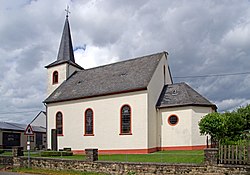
left=40, top=151, right=73, bottom=157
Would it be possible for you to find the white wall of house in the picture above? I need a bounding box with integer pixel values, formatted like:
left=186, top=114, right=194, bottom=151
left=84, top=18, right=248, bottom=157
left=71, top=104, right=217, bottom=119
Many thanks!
left=147, top=54, right=172, bottom=149
left=47, top=64, right=67, bottom=96
left=30, top=112, right=46, bottom=128
left=47, top=90, right=148, bottom=151
left=160, top=106, right=192, bottom=148
left=47, top=63, right=81, bottom=96
left=160, top=106, right=212, bottom=149
left=191, top=106, right=213, bottom=146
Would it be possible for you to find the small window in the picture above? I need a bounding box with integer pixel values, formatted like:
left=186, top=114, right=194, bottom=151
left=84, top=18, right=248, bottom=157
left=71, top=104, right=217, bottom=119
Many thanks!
left=120, top=105, right=132, bottom=135
left=168, top=115, right=179, bottom=126
left=52, top=71, right=58, bottom=84
left=85, top=109, right=94, bottom=136
left=56, top=112, right=63, bottom=135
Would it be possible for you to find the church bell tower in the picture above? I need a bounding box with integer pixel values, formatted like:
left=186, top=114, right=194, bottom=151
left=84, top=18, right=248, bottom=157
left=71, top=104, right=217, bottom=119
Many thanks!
left=45, top=12, right=83, bottom=97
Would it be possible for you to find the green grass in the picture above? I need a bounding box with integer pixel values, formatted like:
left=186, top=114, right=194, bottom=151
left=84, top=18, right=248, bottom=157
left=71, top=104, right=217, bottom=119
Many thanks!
left=99, top=150, right=204, bottom=164
left=44, top=150, right=204, bottom=164
left=1, top=150, right=204, bottom=164
left=11, top=168, right=107, bottom=175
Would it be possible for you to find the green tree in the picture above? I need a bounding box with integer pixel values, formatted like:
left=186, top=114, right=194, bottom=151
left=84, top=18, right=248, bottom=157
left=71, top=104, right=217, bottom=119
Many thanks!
left=236, top=104, right=250, bottom=131
left=199, top=112, right=225, bottom=143
left=222, top=111, right=245, bottom=141
left=199, top=105, right=250, bottom=144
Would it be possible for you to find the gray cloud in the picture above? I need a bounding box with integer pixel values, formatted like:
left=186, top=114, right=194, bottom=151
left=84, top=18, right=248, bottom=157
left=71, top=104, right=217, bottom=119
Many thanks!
left=0, top=0, right=250, bottom=123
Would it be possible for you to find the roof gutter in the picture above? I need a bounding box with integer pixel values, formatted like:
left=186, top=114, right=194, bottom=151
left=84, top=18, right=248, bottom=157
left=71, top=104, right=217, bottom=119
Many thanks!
left=44, top=87, right=147, bottom=104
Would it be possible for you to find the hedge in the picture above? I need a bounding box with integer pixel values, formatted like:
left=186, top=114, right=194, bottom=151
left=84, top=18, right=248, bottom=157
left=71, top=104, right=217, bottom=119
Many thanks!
left=41, top=151, right=73, bottom=157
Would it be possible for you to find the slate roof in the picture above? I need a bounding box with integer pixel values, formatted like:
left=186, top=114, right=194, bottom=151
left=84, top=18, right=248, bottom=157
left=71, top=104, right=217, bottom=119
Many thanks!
left=44, top=52, right=167, bottom=103
left=0, top=122, right=46, bottom=133
left=45, top=17, right=83, bottom=70
left=156, top=82, right=216, bottom=109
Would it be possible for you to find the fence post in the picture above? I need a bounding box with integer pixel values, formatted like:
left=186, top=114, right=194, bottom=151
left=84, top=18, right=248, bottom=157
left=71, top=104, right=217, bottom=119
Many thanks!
left=85, top=149, right=98, bottom=162
left=204, top=148, right=218, bottom=165
left=12, top=147, right=23, bottom=168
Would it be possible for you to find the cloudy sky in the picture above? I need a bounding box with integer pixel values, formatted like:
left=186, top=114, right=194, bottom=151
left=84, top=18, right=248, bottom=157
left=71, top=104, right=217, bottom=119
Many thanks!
left=0, top=0, right=250, bottom=124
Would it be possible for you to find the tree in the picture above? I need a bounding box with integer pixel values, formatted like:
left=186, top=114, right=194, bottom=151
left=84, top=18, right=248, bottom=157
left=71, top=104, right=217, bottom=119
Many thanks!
left=222, top=111, right=245, bottom=141
left=199, top=112, right=225, bottom=143
left=199, top=105, right=250, bottom=145
left=236, top=104, right=250, bottom=131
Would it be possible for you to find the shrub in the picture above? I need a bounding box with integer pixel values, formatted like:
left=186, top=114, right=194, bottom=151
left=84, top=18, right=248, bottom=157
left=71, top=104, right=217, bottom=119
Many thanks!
left=63, top=148, right=71, bottom=151
left=41, top=151, right=73, bottom=157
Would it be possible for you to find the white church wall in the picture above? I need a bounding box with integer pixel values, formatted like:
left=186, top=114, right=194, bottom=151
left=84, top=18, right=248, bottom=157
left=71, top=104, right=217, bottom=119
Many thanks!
left=191, top=106, right=213, bottom=146
left=47, top=64, right=67, bottom=96
left=147, top=54, right=172, bottom=149
left=47, top=90, right=148, bottom=153
left=160, top=106, right=193, bottom=149
left=47, top=64, right=81, bottom=97
left=160, top=106, right=212, bottom=150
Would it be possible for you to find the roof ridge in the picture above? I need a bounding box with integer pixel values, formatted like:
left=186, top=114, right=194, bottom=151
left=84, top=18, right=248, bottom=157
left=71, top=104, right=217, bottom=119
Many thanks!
left=78, top=51, right=166, bottom=72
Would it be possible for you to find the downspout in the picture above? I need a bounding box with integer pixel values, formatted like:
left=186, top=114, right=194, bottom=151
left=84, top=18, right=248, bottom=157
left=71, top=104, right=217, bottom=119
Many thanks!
left=43, top=102, right=48, bottom=149
left=156, top=107, right=161, bottom=151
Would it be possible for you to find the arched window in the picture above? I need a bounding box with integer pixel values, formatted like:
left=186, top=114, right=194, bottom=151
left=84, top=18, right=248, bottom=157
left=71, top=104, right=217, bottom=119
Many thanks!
left=85, top=109, right=94, bottom=135
left=56, top=112, right=63, bottom=135
left=120, top=105, right=132, bottom=135
left=52, top=71, right=58, bottom=84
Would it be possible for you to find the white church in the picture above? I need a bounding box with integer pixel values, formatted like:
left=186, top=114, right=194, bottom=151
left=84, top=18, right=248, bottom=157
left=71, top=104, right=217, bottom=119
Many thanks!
left=44, top=16, right=216, bottom=154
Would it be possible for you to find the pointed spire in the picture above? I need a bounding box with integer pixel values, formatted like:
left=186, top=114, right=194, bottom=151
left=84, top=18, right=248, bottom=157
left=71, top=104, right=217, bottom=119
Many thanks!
left=45, top=8, right=83, bottom=70
left=56, top=16, right=75, bottom=62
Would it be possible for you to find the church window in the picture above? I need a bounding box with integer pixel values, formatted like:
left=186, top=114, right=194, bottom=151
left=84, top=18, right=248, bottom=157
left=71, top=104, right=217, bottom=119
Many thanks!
left=168, top=115, right=179, bottom=126
left=120, top=105, right=132, bottom=135
left=85, top=109, right=94, bottom=136
left=52, top=71, right=59, bottom=84
left=56, top=112, right=63, bottom=135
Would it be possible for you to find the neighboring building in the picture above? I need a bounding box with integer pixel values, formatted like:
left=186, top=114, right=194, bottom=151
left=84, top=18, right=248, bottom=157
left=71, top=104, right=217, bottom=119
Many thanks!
left=0, top=111, right=46, bottom=150
left=44, top=16, right=216, bottom=154
left=30, top=111, right=46, bottom=128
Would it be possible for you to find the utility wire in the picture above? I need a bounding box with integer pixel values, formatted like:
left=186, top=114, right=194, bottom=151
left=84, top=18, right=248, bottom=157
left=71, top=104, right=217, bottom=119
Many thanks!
left=173, top=71, right=250, bottom=79
left=0, top=110, right=41, bottom=115
left=1, top=72, right=250, bottom=115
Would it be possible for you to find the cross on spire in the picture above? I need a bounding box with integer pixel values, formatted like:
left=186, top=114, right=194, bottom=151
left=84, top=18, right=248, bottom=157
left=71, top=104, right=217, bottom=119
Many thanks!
left=65, top=5, right=70, bottom=18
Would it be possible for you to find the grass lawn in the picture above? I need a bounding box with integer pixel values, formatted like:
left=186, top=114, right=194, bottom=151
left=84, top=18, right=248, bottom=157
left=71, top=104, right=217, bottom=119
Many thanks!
left=99, top=150, right=204, bottom=164
left=11, top=168, right=108, bottom=175
left=42, top=150, right=204, bottom=164
left=1, top=150, right=204, bottom=164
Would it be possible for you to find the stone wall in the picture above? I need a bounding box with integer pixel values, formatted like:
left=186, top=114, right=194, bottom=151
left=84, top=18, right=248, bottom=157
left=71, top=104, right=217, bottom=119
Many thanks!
left=0, top=156, right=13, bottom=166
left=1, top=156, right=249, bottom=175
